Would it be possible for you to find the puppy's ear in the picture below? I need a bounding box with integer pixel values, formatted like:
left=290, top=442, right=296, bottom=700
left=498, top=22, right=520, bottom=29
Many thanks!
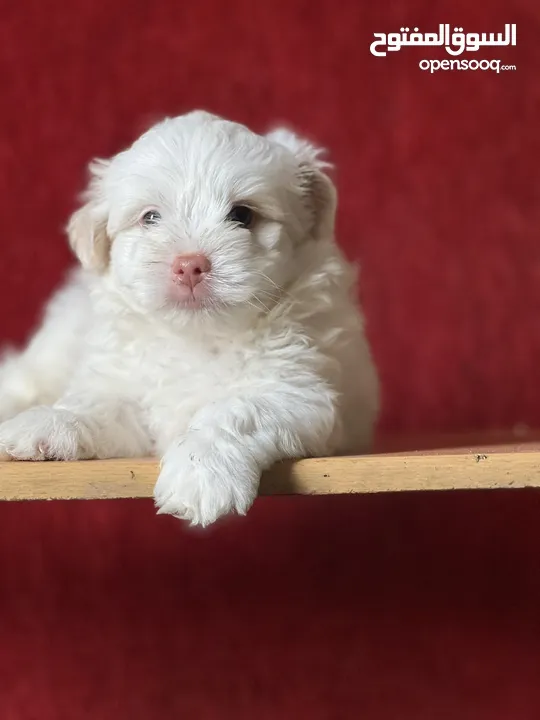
left=66, top=159, right=111, bottom=272
left=267, top=128, right=337, bottom=241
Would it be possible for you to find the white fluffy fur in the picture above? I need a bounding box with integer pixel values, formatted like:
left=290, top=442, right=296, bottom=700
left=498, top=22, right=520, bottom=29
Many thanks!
left=0, top=111, right=379, bottom=526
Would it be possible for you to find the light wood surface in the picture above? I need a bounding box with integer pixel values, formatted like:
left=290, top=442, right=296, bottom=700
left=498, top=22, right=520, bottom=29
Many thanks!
left=1, top=433, right=540, bottom=501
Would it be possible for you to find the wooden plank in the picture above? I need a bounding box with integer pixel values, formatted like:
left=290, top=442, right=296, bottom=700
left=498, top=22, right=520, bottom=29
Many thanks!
left=1, top=437, right=540, bottom=501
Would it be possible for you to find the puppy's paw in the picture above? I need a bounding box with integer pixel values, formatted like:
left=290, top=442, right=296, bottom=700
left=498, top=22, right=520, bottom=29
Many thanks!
left=154, top=431, right=260, bottom=526
left=0, top=406, right=96, bottom=461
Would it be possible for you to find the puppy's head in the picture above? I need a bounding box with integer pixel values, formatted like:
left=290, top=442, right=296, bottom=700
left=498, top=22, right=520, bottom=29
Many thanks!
left=67, top=111, right=336, bottom=317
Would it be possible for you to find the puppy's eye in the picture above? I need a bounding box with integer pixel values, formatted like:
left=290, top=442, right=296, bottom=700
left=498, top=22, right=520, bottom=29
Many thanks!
left=226, top=205, right=253, bottom=228
left=141, top=210, right=161, bottom=226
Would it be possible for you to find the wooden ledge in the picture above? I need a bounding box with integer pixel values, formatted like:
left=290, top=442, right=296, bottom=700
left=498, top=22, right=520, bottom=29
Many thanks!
left=1, top=433, right=539, bottom=501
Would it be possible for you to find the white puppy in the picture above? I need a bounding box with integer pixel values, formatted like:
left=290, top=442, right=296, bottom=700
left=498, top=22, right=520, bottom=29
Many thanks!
left=0, top=111, right=379, bottom=526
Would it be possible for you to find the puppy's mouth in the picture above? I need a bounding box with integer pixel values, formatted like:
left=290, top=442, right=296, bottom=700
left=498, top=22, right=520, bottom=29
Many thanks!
left=167, top=281, right=212, bottom=310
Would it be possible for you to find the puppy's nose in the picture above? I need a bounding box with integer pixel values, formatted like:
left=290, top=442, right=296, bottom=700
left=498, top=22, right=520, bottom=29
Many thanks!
left=171, top=254, right=211, bottom=288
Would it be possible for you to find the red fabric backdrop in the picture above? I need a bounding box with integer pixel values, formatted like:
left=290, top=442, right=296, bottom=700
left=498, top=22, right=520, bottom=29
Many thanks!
left=1, top=0, right=539, bottom=718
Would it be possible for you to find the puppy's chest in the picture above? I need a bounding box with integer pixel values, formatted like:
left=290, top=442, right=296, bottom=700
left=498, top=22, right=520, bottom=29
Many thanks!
left=122, top=332, right=255, bottom=395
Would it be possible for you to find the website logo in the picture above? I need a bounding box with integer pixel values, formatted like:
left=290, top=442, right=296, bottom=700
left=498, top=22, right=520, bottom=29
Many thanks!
left=370, top=23, right=516, bottom=58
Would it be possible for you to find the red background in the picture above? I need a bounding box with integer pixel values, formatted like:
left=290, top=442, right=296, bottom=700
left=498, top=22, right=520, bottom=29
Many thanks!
left=1, top=1, right=539, bottom=718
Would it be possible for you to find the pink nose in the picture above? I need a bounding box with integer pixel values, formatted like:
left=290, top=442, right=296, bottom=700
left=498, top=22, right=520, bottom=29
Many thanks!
left=171, top=254, right=211, bottom=288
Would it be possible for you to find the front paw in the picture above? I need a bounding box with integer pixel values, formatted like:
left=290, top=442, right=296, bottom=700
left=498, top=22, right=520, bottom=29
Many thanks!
left=154, top=432, right=260, bottom=527
left=0, top=406, right=96, bottom=461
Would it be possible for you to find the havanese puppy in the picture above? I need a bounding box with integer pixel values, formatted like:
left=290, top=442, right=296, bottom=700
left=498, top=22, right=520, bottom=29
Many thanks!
left=0, top=110, right=379, bottom=526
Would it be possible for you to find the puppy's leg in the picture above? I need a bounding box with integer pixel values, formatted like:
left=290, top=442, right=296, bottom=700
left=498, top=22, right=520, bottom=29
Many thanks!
left=0, top=271, right=90, bottom=422
left=0, top=394, right=151, bottom=461
left=154, top=378, right=339, bottom=526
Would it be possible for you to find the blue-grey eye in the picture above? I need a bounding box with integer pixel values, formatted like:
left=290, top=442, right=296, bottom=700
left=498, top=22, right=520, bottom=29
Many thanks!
left=227, top=205, right=253, bottom=228
left=142, top=210, right=161, bottom=226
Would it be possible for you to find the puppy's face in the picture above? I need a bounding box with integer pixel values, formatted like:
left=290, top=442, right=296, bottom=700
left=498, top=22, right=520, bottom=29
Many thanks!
left=68, top=111, right=336, bottom=319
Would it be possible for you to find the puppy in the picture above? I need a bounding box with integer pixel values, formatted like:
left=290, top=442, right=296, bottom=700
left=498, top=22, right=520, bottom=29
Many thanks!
left=0, top=111, right=379, bottom=526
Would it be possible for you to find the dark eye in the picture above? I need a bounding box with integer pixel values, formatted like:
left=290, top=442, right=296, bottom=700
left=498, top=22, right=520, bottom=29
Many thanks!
left=227, top=205, right=253, bottom=228
left=141, top=210, right=161, bottom=226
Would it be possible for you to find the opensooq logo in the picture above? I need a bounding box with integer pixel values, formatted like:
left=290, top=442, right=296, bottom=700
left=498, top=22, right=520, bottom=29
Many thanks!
left=370, top=23, right=516, bottom=57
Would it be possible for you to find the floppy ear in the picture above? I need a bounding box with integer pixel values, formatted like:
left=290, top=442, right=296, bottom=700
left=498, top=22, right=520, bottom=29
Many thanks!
left=66, top=158, right=111, bottom=272
left=266, top=128, right=337, bottom=241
